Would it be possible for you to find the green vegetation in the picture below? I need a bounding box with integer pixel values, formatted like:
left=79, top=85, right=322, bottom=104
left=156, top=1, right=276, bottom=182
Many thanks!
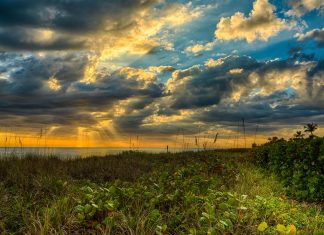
left=0, top=131, right=323, bottom=234
left=253, top=136, right=323, bottom=201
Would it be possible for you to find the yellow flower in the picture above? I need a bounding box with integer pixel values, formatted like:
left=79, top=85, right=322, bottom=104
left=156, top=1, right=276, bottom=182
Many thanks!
left=276, top=224, right=286, bottom=234
left=287, top=224, right=297, bottom=235
left=257, top=222, right=268, bottom=232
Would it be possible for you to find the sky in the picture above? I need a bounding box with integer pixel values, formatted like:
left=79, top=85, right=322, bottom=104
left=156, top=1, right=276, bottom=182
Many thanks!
left=0, top=0, right=323, bottom=148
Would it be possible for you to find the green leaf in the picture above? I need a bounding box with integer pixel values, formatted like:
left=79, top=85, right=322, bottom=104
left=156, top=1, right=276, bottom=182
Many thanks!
left=75, top=205, right=84, bottom=213
left=189, top=228, right=197, bottom=235
left=220, top=220, right=228, bottom=227
left=84, top=204, right=92, bottom=214
left=202, top=212, right=210, bottom=219
left=219, top=202, right=228, bottom=210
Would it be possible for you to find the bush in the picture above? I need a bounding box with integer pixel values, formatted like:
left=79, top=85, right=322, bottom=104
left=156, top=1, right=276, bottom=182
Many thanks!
left=253, top=137, right=324, bottom=201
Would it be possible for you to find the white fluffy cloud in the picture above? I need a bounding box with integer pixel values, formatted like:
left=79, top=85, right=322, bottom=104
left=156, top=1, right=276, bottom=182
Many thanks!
left=215, top=0, right=287, bottom=43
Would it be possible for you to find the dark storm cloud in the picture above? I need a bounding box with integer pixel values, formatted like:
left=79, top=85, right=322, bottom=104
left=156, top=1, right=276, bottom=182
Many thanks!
left=148, top=55, right=324, bottom=135
left=168, top=56, right=260, bottom=109
left=0, top=52, right=88, bottom=94
left=0, top=0, right=159, bottom=50
left=0, top=28, right=85, bottom=51
left=195, top=102, right=324, bottom=125
left=0, top=0, right=158, bottom=30
left=1, top=51, right=323, bottom=135
left=114, top=107, right=156, bottom=133
left=0, top=53, right=165, bottom=128
left=168, top=55, right=323, bottom=109
left=114, top=105, right=204, bottom=135
left=127, top=98, right=155, bottom=110
left=141, top=121, right=204, bottom=135
left=113, top=53, right=324, bottom=136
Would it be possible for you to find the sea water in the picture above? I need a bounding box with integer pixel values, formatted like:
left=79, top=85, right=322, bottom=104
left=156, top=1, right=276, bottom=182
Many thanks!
left=0, top=147, right=197, bottom=158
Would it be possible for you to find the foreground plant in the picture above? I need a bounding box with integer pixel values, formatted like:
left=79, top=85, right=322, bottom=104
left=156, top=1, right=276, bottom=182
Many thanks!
left=75, top=159, right=323, bottom=234
left=253, top=137, right=324, bottom=201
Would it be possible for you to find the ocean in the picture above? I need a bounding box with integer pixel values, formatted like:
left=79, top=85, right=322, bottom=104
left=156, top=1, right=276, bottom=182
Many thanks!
left=0, top=147, right=197, bottom=158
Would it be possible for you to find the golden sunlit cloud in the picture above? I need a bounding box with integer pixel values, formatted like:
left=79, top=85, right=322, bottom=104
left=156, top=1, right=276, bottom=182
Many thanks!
left=229, top=61, right=320, bottom=103
left=82, top=2, right=201, bottom=84
left=215, top=0, right=287, bottom=43
left=36, top=29, right=54, bottom=41
left=295, top=28, right=324, bottom=46
left=47, top=76, right=62, bottom=91
left=186, top=41, right=216, bottom=54
left=228, top=68, right=243, bottom=74
left=120, top=67, right=157, bottom=84
left=204, top=58, right=224, bottom=67
left=286, top=0, right=324, bottom=16
left=148, top=65, right=175, bottom=74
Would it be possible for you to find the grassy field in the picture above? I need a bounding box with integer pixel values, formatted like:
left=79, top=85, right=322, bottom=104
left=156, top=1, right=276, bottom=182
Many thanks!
left=0, top=150, right=323, bottom=234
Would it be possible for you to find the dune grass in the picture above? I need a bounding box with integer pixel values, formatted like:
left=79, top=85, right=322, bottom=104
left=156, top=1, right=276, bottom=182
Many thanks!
left=0, top=151, right=322, bottom=234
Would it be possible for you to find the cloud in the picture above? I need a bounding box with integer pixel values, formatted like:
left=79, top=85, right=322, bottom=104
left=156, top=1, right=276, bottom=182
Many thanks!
left=148, top=65, right=175, bottom=74
left=162, top=55, right=323, bottom=128
left=215, top=0, right=287, bottom=43
left=228, top=68, right=243, bottom=74
left=47, top=76, right=62, bottom=91
left=295, top=28, right=324, bottom=47
left=0, top=53, right=165, bottom=130
left=0, top=0, right=158, bottom=50
left=0, top=0, right=202, bottom=85
left=1, top=51, right=323, bottom=140
left=1, top=1, right=323, bottom=145
left=286, top=0, right=324, bottom=16
left=0, top=27, right=85, bottom=51
left=186, top=41, right=216, bottom=54
left=194, top=102, right=324, bottom=127
left=79, top=2, right=201, bottom=83
left=166, top=56, right=260, bottom=109
left=204, top=58, right=225, bottom=67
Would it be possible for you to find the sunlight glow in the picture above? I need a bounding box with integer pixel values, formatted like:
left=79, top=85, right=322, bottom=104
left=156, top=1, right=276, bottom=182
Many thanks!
left=47, top=76, right=61, bottom=91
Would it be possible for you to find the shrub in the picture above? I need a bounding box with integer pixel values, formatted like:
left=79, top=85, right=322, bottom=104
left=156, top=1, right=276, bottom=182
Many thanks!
left=253, top=137, right=324, bottom=201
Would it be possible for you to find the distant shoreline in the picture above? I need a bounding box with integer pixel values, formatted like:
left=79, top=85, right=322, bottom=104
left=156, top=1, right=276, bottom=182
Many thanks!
left=0, top=147, right=250, bottom=158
